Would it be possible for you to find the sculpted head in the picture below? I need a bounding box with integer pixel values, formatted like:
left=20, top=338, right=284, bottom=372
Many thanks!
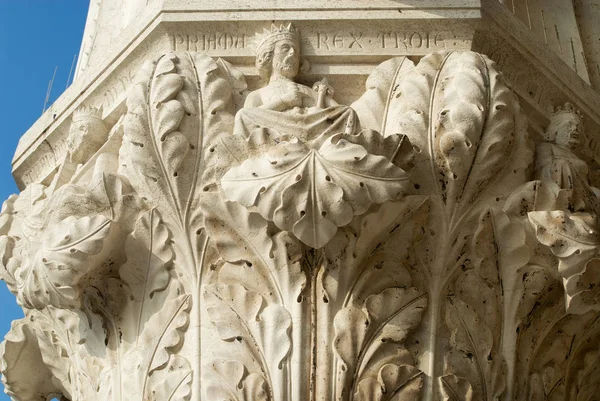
left=67, top=106, right=109, bottom=164
left=544, top=102, right=583, bottom=150
left=255, top=24, right=301, bottom=82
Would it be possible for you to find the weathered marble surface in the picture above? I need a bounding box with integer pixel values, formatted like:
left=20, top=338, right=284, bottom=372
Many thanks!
left=3, top=3, right=600, bottom=401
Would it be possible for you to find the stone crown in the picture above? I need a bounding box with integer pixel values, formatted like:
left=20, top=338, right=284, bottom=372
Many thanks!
left=72, top=105, right=103, bottom=121
left=253, top=23, right=299, bottom=55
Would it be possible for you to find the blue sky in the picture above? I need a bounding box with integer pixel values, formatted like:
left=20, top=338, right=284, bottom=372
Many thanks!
left=0, top=2, right=90, bottom=399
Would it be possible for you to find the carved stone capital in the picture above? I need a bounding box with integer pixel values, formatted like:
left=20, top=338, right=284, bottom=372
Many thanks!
left=2, top=42, right=600, bottom=401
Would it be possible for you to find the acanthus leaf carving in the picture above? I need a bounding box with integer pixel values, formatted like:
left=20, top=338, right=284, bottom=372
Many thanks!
left=0, top=184, right=48, bottom=297
left=122, top=52, right=240, bottom=241
left=529, top=210, right=600, bottom=314
left=215, top=57, right=249, bottom=112
left=0, top=194, right=18, bottom=236
left=205, top=359, right=269, bottom=401
left=440, top=207, right=538, bottom=401
left=0, top=183, right=46, bottom=239
left=500, top=148, right=600, bottom=400
left=117, top=208, right=188, bottom=351
left=1, top=317, right=66, bottom=401
left=37, top=306, right=107, bottom=400
left=351, top=56, right=415, bottom=133
left=202, top=186, right=304, bottom=401
left=119, top=289, right=192, bottom=399
left=83, top=208, right=193, bottom=401
left=318, top=195, right=428, bottom=401
left=355, top=364, right=424, bottom=401
left=17, top=214, right=113, bottom=309
left=439, top=374, right=474, bottom=401
left=0, top=235, right=16, bottom=293
left=341, top=130, right=415, bottom=172
left=119, top=57, right=246, bottom=401
left=322, top=196, right=428, bottom=306
left=148, top=355, right=193, bottom=401
left=385, top=50, right=531, bottom=213
left=141, top=292, right=192, bottom=374
left=203, top=194, right=305, bottom=306
left=379, top=49, right=531, bottom=400
left=444, top=296, right=506, bottom=401
left=219, top=129, right=411, bottom=249
left=569, top=348, right=600, bottom=401
left=118, top=208, right=172, bottom=315
left=0, top=169, right=144, bottom=312
left=1, top=302, right=107, bottom=401
left=205, top=283, right=292, bottom=401
left=51, top=171, right=145, bottom=235
left=333, top=287, right=427, bottom=401
left=472, top=208, right=539, bottom=401
left=523, top=313, right=600, bottom=401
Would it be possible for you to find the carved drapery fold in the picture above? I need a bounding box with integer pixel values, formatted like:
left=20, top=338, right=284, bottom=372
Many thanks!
left=1, top=46, right=599, bottom=401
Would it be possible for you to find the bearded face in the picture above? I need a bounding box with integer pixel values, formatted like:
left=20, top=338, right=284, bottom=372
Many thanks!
left=271, top=39, right=300, bottom=79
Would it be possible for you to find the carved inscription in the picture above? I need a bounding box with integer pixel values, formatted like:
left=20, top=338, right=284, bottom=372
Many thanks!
left=102, top=71, right=136, bottom=113
left=172, top=32, right=248, bottom=52
left=382, top=31, right=446, bottom=49
left=315, top=31, right=447, bottom=50
left=316, top=32, right=367, bottom=49
left=21, top=152, right=57, bottom=186
left=172, top=30, right=454, bottom=53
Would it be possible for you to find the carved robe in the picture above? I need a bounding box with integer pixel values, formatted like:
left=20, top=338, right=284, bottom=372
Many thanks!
left=234, top=104, right=358, bottom=141
left=534, top=141, right=597, bottom=212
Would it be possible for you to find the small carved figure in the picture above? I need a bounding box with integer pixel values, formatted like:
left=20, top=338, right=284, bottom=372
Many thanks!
left=47, top=106, right=122, bottom=196
left=245, top=26, right=331, bottom=111
left=233, top=24, right=357, bottom=140
left=534, top=102, right=598, bottom=212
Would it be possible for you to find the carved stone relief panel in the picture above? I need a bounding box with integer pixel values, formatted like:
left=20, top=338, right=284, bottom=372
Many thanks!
left=1, top=23, right=600, bottom=401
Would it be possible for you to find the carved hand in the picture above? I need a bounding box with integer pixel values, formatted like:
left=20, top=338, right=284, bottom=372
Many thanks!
left=280, top=87, right=305, bottom=109
left=260, top=81, right=307, bottom=111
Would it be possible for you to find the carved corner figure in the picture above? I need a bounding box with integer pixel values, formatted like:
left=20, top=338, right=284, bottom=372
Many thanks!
left=534, top=103, right=598, bottom=211
left=214, top=24, right=413, bottom=248
left=527, top=103, right=600, bottom=314
left=48, top=105, right=123, bottom=196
